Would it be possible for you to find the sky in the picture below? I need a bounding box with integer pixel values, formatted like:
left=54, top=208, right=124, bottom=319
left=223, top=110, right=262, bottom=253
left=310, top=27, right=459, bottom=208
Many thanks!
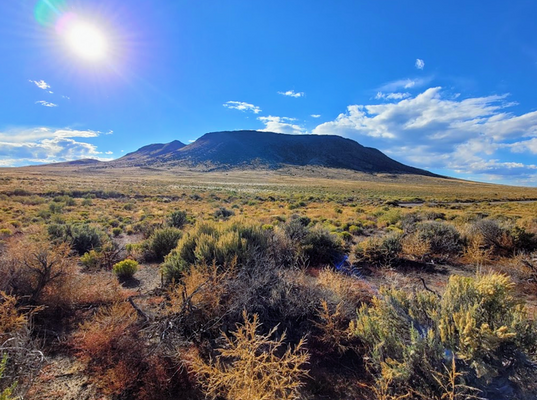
left=1, top=1, right=537, bottom=186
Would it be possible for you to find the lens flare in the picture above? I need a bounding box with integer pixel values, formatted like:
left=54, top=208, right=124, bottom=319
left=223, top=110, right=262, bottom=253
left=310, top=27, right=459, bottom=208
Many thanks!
left=34, top=0, right=67, bottom=26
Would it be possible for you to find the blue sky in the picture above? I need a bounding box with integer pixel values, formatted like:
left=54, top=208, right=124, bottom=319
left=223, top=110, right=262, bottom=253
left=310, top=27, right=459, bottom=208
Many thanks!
left=1, top=1, right=537, bottom=186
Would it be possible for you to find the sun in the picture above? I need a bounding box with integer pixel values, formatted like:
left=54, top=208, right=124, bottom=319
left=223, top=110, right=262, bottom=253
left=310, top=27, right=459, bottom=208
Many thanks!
left=64, top=21, right=108, bottom=61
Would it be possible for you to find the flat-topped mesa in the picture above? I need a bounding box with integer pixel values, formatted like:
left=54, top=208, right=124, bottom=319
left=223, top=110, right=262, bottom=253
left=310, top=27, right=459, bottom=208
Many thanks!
left=112, top=130, right=438, bottom=176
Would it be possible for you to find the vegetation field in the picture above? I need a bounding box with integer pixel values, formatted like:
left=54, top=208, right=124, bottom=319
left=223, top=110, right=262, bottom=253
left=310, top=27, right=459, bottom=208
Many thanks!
left=1, top=166, right=537, bottom=399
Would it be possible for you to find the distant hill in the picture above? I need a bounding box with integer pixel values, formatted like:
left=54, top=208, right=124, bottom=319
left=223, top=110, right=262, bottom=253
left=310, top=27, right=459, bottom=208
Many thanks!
left=111, top=130, right=438, bottom=176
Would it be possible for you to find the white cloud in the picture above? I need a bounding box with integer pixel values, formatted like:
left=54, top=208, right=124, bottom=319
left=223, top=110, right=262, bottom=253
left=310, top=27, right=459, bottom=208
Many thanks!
left=378, top=77, right=431, bottom=92
left=29, top=80, right=50, bottom=90
left=312, top=87, right=537, bottom=180
left=278, top=90, right=304, bottom=98
left=0, top=127, right=101, bottom=143
left=375, top=92, right=411, bottom=100
left=415, top=59, right=425, bottom=70
left=35, top=100, right=58, bottom=108
left=0, top=127, right=110, bottom=166
left=510, top=138, right=537, bottom=154
left=223, top=101, right=261, bottom=114
left=311, top=114, right=321, bottom=118
left=258, top=116, right=306, bottom=135
left=104, top=151, right=113, bottom=155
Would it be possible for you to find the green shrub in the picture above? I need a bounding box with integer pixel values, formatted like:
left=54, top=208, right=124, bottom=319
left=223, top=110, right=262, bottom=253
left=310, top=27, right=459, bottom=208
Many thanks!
left=48, top=223, right=103, bottom=255
left=351, top=273, right=537, bottom=398
left=302, top=227, right=344, bottom=267
left=112, top=259, right=139, bottom=278
left=112, top=227, right=122, bottom=237
left=149, top=227, right=183, bottom=261
left=69, top=224, right=103, bottom=255
left=167, top=210, right=188, bottom=228
left=162, top=221, right=267, bottom=282
left=0, top=355, right=17, bottom=400
left=48, top=202, right=63, bottom=214
left=377, top=208, right=402, bottom=227
left=80, top=250, right=100, bottom=269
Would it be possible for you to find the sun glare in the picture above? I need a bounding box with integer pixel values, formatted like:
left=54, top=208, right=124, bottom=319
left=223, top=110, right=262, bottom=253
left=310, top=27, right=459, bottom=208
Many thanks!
left=65, top=21, right=107, bottom=61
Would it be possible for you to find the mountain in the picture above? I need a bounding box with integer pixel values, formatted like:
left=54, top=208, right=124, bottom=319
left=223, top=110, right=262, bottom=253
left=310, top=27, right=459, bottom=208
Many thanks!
left=112, top=130, right=437, bottom=176
left=119, top=140, right=186, bottom=163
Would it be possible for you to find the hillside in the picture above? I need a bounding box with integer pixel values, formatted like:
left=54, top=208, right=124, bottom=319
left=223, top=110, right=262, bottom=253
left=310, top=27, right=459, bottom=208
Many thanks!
left=111, top=131, right=438, bottom=176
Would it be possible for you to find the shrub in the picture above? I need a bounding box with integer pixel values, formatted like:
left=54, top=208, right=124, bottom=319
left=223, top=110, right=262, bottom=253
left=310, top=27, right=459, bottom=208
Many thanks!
left=69, top=224, right=103, bottom=255
left=468, top=219, right=509, bottom=255
left=301, top=227, right=344, bottom=267
left=351, top=273, right=537, bottom=399
left=73, top=302, right=140, bottom=395
left=112, top=227, right=122, bottom=237
left=48, top=223, right=104, bottom=255
left=0, top=292, right=43, bottom=397
left=355, top=233, right=402, bottom=267
left=2, top=239, right=74, bottom=304
left=80, top=249, right=100, bottom=269
left=113, top=259, right=139, bottom=279
left=167, top=210, right=188, bottom=228
left=148, top=227, right=183, bottom=261
left=162, top=221, right=267, bottom=282
left=213, top=207, right=234, bottom=220
left=415, top=221, right=462, bottom=260
left=282, top=217, right=309, bottom=243
left=0, top=355, right=17, bottom=400
left=511, top=226, right=537, bottom=252
left=189, top=310, right=309, bottom=400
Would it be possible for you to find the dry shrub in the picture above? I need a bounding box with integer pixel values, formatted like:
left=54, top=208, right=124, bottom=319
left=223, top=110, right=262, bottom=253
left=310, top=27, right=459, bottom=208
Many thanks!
left=189, top=310, right=309, bottom=400
left=166, top=261, right=231, bottom=338
left=400, top=233, right=430, bottom=262
left=313, top=270, right=374, bottom=355
left=74, top=301, right=187, bottom=398
left=1, top=237, right=75, bottom=305
left=0, top=292, right=43, bottom=398
left=462, top=236, right=493, bottom=267
left=317, top=268, right=374, bottom=317
left=313, top=300, right=350, bottom=355
left=0, top=292, right=26, bottom=341
left=73, top=302, right=140, bottom=395
left=59, top=272, right=123, bottom=306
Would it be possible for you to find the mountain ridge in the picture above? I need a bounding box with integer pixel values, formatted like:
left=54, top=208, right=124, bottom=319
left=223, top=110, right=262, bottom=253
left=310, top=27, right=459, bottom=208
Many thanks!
left=111, top=130, right=438, bottom=177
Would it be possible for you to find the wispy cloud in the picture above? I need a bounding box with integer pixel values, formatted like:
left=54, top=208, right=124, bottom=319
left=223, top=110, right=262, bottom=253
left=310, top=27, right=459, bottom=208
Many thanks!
left=258, top=116, right=305, bottom=135
left=415, top=58, right=425, bottom=70
left=35, top=100, right=58, bottom=108
left=378, top=77, right=431, bottom=92
left=0, top=127, right=111, bottom=166
left=278, top=90, right=304, bottom=98
left=313, top=87, right=537, bottom=182
left=311, top=114, right=321, bottom=118
left=223, top=101, right=261, bottom=114
left=29, top=79, right=51, bottom=90
left=375, top=92, right=411, bottom=100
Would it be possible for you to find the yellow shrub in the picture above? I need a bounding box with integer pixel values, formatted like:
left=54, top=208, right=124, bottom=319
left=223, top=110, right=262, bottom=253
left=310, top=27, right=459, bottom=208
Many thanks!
left=189, top=310, right=309, bottom=400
